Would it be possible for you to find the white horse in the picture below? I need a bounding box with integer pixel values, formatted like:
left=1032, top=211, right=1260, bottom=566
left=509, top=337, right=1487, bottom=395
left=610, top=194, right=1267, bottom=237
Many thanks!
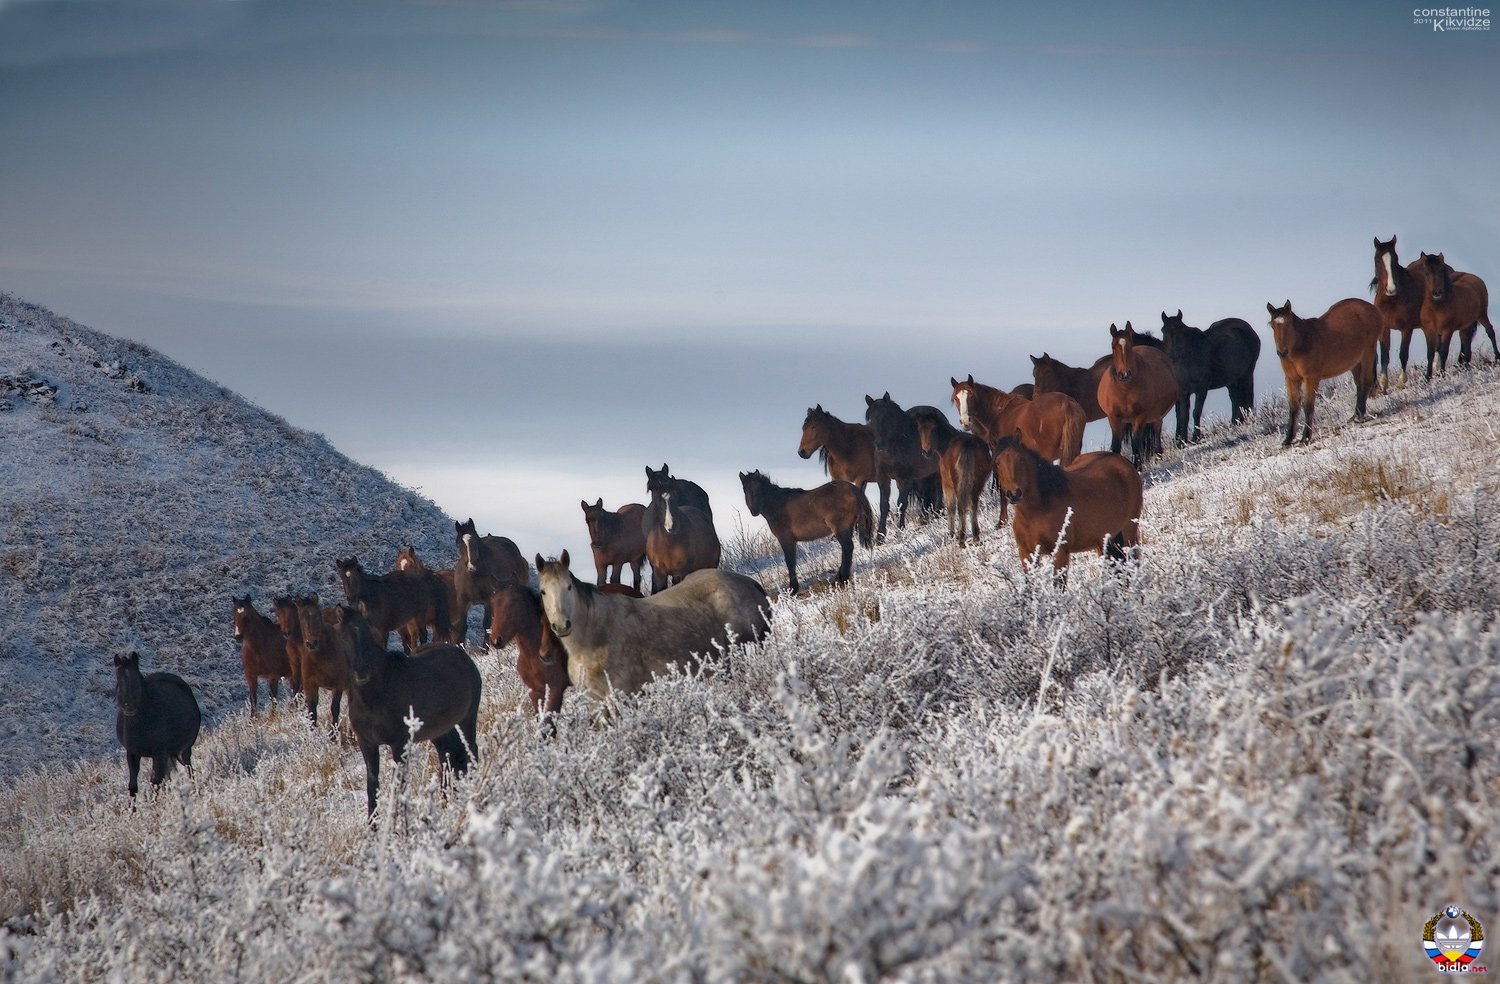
left=534, top=550, right=770, bottom=699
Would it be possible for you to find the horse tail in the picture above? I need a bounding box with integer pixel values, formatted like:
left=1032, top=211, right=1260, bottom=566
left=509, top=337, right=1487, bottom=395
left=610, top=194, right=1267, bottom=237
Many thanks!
left=1105, top=533, right=1126, bottom=562
left=1059, top=405, right=1084, bottom=466
left=854, top=489, right=875, bottom=549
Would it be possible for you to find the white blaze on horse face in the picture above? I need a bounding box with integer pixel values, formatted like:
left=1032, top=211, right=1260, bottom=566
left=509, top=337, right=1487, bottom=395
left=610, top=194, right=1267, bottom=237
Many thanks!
left=662, top=492, right=674, bottom=533
left=956, top=390, right=970, bottom=427
left=463, top=533, right=476, bottom=572
left=1381, top=252, right=1398, bottom=296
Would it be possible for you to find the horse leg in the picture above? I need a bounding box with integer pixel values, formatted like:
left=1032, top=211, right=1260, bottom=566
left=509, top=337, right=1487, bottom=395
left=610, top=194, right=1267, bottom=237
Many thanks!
left=1377, top=328, right=1391, bottom=392
left=306, top=684, right=320, bottom=727
left=1438, top=330, right=1456, bottom=375
left=834, top=529, right=854, bottom=583
left=1423, top=328, right=1440, bottom=380
left=876, top=479, right=892, bottom=542
left=360, top=740, right=382, bottom=818
left=126, top=752, right=141, bottom=800
left=630, top=557, right=644, bottom=591
left=330, top=690, right=343, bottom=729
left=1397, top=329, right=1413, bottom=386
left=1191, top=392, right=1207, bottom=443
left=1301, top=383, right=1319, bottom=444
left=268, top=676, right=280, bottom=716
left=150, top=753, right=171, bottom=789
left=780, top=534, right=801, bottom=594
left=1458, top=324, right=1476, bottom=369
left=1109, top=419, right=1124, bottom=456
left=1281, top=373, right=1304, bottom=446
left=1174, top=393, right=1191, bottom=446
left=246, top=671, right=258, bottom=718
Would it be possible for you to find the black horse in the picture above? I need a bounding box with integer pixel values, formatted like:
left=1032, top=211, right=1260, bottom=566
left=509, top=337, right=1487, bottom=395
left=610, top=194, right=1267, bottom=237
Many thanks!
left=1159, top=310, right=1261, bottom=444
left=333, top=607, right=482, bottom=818
left=644, top=464, right=713, bottom=520
left=863, top=393, right=942, bottom=538
left=114, top=652, right=201, bottom=801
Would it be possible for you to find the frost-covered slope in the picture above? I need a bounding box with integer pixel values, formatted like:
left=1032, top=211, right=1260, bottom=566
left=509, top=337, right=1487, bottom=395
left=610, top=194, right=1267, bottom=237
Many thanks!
left=0, top=294, right=456, bottom=778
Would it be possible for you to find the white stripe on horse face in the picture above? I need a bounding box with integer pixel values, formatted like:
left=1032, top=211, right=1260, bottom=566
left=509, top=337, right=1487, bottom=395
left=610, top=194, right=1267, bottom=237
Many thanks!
left=463, top=533, right=476, bottom=571
left=662, top=493, right=674, bottom=533
left=956, top=390, right=970, bottom=427
left=1382, top=252, right=1398, bottom=296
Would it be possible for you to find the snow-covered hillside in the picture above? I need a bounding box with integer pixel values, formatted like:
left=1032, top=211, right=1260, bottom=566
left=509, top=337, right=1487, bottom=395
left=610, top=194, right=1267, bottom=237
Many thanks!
left=0, top=294, right=458, bottom=777
left=1, top=294, right=1497, bottom=981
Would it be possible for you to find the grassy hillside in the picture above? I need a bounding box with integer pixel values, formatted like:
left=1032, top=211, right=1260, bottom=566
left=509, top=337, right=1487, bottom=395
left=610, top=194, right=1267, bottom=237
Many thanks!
left=1, top=298, right=1497, bottom=980
left=0, top=294, right=458, bottom=778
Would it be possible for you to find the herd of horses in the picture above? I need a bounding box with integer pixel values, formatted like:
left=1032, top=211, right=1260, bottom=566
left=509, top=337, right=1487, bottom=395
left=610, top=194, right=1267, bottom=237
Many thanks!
left=113, top=236, right=1493, bottom=814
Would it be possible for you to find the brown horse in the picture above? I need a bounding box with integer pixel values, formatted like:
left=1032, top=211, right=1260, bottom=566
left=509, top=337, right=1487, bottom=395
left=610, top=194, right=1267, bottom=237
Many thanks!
left=331, top=608, right=482, bottom=818
left=395, top=546, right=466, bottom=644
left=232, top=594, right=296, bottom=717
left=1267, top=299, right=1382, bottom=445
left=913, top=414, right=992, bottom=547
left=1029, top=352, right=1114, bottom=422
left=335, top=557, right=450, bottom=653
left=739, top=470, right=874, bottom=593
left=294, top=594, right=350, bottom=730
left=798, top=404, right=892, bottom=538
left=863, top=393, right=942, bottom=536
left=1370, top=236, right=1429, bottom=388
left=1096, top=323, right=1180, bottom=469
left=949, top=374, right=1084, bottom=464
left=271, top=595, right=307, bottom=693
left=454, top=519, right=530, bottom=640
left=580, top=498, right=647, bottom=590
left=644, top=483, right=720, bottom=593
left=992, top=436, right=1144, bottom=574
left=644, top=465, right=713, bottom=519
left=487, top=581, right=573, bottom=723
left=1416, top=252, right=1496, bottom=378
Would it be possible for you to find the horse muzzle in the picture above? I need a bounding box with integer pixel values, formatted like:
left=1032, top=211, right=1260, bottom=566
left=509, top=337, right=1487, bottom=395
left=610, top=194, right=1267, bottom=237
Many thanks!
left=550, top=619, right=572, bottom=637
left=1003, top=489, right=1022, bottom=505
left=797, top=448, right=812, bottom=459
left=1275, top=348, right=1288, bottom=359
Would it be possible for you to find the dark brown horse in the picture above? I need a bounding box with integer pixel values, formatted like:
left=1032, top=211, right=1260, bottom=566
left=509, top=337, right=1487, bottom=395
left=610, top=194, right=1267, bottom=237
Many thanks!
left=332, top=607, right=482, bottom=818
left=798, top=404, right=891, bottom=537
left=913, top=414, right=992, bottom=547
left=487, top=581, right=572, bottom=723
left=644, top=465, right=713, bottom=520
left=580, top=498, right=647, bottom=590
left=992, top=436, right=1143, bottom=574
left=863, top=393, right=942, bottom=536
left=294, top=594, right=350, bottom=730
left=1030, top=352, right=1114, bottom=422
left=1096, top=323, right=1180, bottom=468
left=644, top=482, right=720, bottom=593
left=232, top=594, right=296, bottom=717
left=949, top=374, right=1084, bottom=464
left=1158, top=310, right=1260, bottom=443
left=271, top=595, right=308, bottom=693
left=454, top=519, right=530, bottom=641
left=114, top=652, right=200, bottom=801
left=1416, top=251, right=1496, bottom=378
left=1267, top=299, right=1382, bottom=445
left=336, top=557, right=450, bottom=653
left=396, top=546, right=466, bottom=644
left=1370, top=236, right=1428, bottom=388
left=739, top=470, right=874, bottom=593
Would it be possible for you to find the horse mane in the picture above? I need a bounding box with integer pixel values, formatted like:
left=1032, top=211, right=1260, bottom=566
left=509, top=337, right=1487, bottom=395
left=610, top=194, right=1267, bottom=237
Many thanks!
left=817, top=446, right=830, bottom=472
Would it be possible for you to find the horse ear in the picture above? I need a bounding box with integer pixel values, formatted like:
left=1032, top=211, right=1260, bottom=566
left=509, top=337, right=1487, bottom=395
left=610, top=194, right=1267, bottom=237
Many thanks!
left=1176, top=309, right=1182, bottom=319
left=883, top=391, right=891, bottom=401
left=1109, top=323, right=1121, bottom=337
left=950, top=376, right=959, bottom=388
left=534, top=553, right=546, bottom=571
left=1030, top=354, right=1041, bottom=365
left=966, top=374, right=974, bottom=384
left=865, top=394, right=875, bottom=407
left=559, top=549, right=570, bottom=568
left=1014, top=428, right=1025, bottom=443
left=595, top=497, right=603, bottom=508
left=580, top=499, right=588, bottom=511
left=1267, top=302, right=1276, bottom=314
left=1374, top=236, right=1381, bottom=248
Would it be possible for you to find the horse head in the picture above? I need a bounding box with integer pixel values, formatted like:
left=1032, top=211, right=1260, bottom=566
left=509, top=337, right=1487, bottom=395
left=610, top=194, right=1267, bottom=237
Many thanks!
left=581, top=498, right=608, bottom=545
left=739, top=470, right=768, bottom=516
left=335, top=558, right=365, bottom=604
left=455, top=519, right=482, bottom=573
left=949, top=375, right=978, bottom=429
left=272, top=595, right=301, bottom=641
left=1109, top=323, right=1137, bottom=381
left=296, top=595, right=327, bottom=654
left=535, top=551, right=579, bottom=638
left=1267, top=301, right=1295, bottom=358
left=113, top=652, right=144, bottom=717
left=991, top=435, right=1027, bottom=505
left=864, top=392, right=916, bottom=458
left=395, top=546, right=422, bottom=572
left=798, top=406, right=828, bottom=459
left=644, top=464, right=673, bottom=499
left=231, top=594, right=254, bottom=641
left=1418, top=251, right=1452, bottom=301
left=1372, top=236, right=1401, bottom=297
left=334, top=606, right=380, bottom=687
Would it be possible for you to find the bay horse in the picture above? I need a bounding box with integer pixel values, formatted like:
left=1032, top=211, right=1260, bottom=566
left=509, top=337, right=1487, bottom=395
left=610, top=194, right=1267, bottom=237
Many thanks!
left=1267, top=298, right=1382, bottom=445
left=949, top=374, right=1084, bottom=464
left=1029, top=352, right=1113, bottom=422
left=396, top=546, right=466, bottom=644
left=1158, top=310, right=1261, bottom=444
left=1096, top=323, right=1180, bottom=468
left=913, top=413, right=992, bottom=547
left=487, top=581, right=572, bottom=724
left=992, top=436, right=1144, bottom=574
left=644, top=465, right=713, bottom=520
left=644, top=483, right=721, bottom=594
left=739, top=470, right=874, bottom=593
left=114, top=652, right=200, bottom=801
left=335, top=557, right=450, bottom=653
left=294, top=594, right=350, bottom=730
left=580, top=498, right=647, bottom=590
left=331, top=607, right=482, bottom=818
left=232, top=594, right=296, bottom=717
left=863, top=393, right=942, bottom=536
left=1370, top=236, right=1428, bottom=388
left=454, top=519, right=530, bottom=641
left=271, top=595, right=307, bottom=693
left=1416, top=252, right=1496, bottom=378
left=535, top=551, right=770, bottom=700
left=798, top=404, right=891, bottom=540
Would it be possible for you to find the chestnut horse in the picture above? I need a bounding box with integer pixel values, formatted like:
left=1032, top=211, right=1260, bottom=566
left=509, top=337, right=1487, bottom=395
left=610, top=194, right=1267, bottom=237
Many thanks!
left=114, top=652, right=200, bottom=801
left=863, top=393, right=942, bottom=537
left=1096, top=323, right=1180, bottom=469
left=581, top=498, right=648, bottom=590
left=739, top=470, right=874, bottom=593
left=232, top=594, right=296, bottom=717
left=331, top=607, right=482, bottom=818
left=914, top=413, right=993, bottom=547
left=1158, top=310, right=1260, bottom=443
left=1370, top=236, right=1429, bottom=388
left=1416, top=252, right=1496, bottom=378
left=1029, top=352, right=1113, bottom=422
left=294, top=594, right=350, bottom=730
left=644, top=482, right=720, bottom=594
left=454, top=519, right=530, bottom=640
left=798, top=404, right=892, bottom=540
left=335, top=557, right=450, bottom=653
left=992, top=436, right=1144, bottom=574
left=949, top=374, right=1084, bottom=464
left=1267, top=298, right=1382, bottom=445
left=396, top=546, right=465, bottom=644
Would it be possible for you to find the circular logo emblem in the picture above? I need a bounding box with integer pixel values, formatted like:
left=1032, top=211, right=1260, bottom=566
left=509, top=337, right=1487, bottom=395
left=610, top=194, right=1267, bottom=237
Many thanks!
left=1424, top=904, right=1485, bottom=971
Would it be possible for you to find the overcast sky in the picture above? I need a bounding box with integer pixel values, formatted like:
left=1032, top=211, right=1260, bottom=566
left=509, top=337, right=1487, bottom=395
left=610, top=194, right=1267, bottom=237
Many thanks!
left=2, top=0, right=1497, bottom=571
